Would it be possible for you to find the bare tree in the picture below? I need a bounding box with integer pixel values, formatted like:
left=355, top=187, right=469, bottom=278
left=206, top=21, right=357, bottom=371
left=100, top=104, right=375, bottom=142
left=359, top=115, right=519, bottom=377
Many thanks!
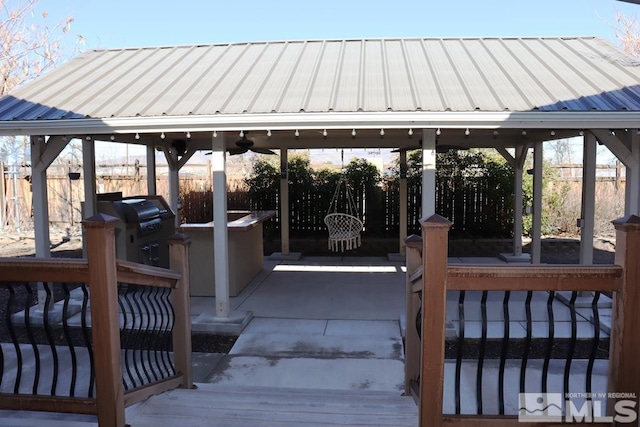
left=615, top=10, right=640, bottom=57
left=0, top=0, right=81, bottom=164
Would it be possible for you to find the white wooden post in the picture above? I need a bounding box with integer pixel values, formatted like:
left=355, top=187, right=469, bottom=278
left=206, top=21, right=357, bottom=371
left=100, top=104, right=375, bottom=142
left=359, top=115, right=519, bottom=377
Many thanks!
left=513, top=145, right=527, bottom=257
left=0, top=160, right=5, bottom=231
left=625, top=132, right=640, bottom=216
left=580, top=132, right=596, bottom=265
left=531, top=141, right=543, bottom=264
left=82, top=137, right=96, bottom=218
left=280, top=148, right=290, bottom=255
left=147, top=144, right=157, bottom=195
left=421, top=129, right=436, bottom=218
left=212, top=132, right=230, bottom=318
left=399, top=150, right=408, bottom=255
left=168, top=149, right=180, bottom=228
left=31, top=136, right=51, bottom=260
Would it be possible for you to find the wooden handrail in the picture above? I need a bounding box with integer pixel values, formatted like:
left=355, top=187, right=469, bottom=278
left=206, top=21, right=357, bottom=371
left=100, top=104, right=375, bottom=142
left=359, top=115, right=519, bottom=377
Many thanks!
left=447, top=264, right=622, bottom=292
left=0, top=257, right=89, bottom=283
left=116, top=259, right=181, bottom=288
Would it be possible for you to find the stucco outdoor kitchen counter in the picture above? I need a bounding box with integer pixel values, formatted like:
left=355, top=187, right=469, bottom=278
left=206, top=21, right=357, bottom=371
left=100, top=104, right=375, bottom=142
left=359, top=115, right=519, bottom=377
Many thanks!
left=178, top=210, right=276, bottom=297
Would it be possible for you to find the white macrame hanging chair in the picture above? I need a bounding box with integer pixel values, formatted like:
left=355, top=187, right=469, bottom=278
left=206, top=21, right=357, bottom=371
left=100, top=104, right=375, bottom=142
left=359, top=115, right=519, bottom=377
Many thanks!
left=324, top=173, right=363, bottom=252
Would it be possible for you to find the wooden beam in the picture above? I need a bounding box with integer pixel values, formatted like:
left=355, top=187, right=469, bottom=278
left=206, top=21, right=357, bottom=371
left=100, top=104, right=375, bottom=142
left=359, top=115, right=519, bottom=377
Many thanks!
left=123, top=376, right=183, bottom=407
left=446, top=265, right=622, bottom=292
left=495, top=147, right=515, bottom=168
left=34, top=135, right=69, bottom=172
left=0, top=394, right=96, bottom=415
left=591, top=129, right=632, bottom=167
left=176, top=149, right=196, bottom=170
left=115, top=259, right=180, bottom=287
left=0, top=258, right=89, bottom=283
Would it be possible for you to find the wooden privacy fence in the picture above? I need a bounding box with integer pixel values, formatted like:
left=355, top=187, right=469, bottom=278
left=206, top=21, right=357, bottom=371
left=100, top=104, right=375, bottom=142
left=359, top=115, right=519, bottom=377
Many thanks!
left=0, top=216, right=193, bottom=427
left=405, top=214, right=639, bottom=426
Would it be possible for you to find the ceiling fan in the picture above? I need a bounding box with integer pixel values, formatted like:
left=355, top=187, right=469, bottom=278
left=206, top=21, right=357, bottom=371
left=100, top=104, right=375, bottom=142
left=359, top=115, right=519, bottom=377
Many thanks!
left=228, top=132, right=276, bottom=155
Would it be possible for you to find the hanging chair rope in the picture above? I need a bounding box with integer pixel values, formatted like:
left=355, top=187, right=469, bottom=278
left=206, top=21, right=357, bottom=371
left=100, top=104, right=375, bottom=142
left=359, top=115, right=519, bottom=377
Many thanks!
left=324, top=152, right=363, bottom=252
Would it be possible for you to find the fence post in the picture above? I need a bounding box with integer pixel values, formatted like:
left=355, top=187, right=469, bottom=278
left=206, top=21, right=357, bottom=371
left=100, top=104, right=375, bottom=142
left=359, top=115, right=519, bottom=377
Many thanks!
left=609, top=215, right=640, bottom=417
left=83, top=214, right=126, bottom=427
left=404, top=234, right=422, bottom=396
left=419, top=214, right=451, bottom=427
left=169, top=233, right=193, bottom=389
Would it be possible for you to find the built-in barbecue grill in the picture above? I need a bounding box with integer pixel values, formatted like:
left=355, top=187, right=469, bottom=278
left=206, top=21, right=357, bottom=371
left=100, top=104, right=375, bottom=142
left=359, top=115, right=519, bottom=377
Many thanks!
left=95, top=194, right=175, bottom=268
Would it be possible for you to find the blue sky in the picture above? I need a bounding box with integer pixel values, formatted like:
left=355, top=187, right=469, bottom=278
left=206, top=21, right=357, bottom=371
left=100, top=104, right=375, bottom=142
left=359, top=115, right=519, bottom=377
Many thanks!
left=43, top=0, right=639, bottom=50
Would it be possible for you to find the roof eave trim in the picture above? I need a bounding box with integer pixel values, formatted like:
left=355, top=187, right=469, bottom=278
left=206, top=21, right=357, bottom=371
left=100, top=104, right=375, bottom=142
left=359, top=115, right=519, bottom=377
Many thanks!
left=0, top=111, right=638, bottom=136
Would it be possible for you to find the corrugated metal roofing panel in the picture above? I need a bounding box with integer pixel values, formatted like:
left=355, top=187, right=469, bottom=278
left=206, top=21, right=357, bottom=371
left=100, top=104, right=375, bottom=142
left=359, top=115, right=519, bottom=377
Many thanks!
left=2, top=37, right=640, bottom=122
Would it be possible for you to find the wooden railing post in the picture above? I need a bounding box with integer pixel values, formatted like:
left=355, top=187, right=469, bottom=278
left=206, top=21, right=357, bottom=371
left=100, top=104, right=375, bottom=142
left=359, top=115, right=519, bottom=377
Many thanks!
left=83, top=214, right=126, bottom=427
left=169, top=233, right=193, bottom=389
left=419, top=214, right=452, bottom=427
left=609, top=215, right=640, bottom=419
left=404, top=234, right=422, bottom=396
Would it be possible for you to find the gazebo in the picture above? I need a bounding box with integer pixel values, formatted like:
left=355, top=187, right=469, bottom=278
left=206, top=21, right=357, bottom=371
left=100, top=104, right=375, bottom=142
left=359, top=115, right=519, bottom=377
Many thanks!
left=1, top=36, right=639, bottom=320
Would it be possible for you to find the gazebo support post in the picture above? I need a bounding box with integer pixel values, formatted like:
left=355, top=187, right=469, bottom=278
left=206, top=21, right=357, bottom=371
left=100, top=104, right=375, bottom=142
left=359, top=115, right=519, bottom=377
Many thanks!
left=147, top=144, right=157, bottom=195
left=31, top=135, right=67, bottom=310
left=212, top=132, right=230, bottom=318
left=531, top=141, right=543, bottom=264
left=165, top=148, right=180, bottom=228
left=399, top=150, right=408, bottom=255
left=82, top=137, right=96, bottom=219
left=496, top=145, right=531, bottom=263
left=579, top=132, right=596, bottom=264
left=280, top=148, right=290, bottom=255
left=421, top=129, right=436, bottom=218
left=625, top=132, right=640, bottom=216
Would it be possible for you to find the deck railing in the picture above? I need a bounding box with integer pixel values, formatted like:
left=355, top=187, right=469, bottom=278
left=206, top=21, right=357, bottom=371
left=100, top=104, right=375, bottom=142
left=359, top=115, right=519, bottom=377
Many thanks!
left=0, top=214, right=192, bottom=427
left=405, top=214, right=639, bottom=427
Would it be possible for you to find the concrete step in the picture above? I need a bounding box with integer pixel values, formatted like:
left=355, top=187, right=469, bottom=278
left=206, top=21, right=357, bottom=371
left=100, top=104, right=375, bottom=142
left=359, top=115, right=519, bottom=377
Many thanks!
left=127, top=384, right=418, bottom=426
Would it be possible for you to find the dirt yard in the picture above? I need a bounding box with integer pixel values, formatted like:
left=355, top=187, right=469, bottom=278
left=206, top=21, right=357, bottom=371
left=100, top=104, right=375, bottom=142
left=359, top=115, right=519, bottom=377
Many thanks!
left=0, top=225, right=617, bottom=264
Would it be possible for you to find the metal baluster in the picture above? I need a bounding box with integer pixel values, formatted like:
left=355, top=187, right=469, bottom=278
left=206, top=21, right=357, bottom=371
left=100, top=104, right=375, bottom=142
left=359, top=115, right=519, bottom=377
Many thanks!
left=563, top=292, right=578, bottom=399
left=42, top=282, right=59, bottom=395
left=455, top=290, right=465, bottom=414
left=117, top=286, right=135, bottom=390
left=586, top=292, right=601, bottom=420
left=24, top=285, right=40, bottom=395
left=122, top=285, right=144, bottom=386
left=146, top=286, right=161, bottom=382
left=61, top=283, right=78, bottom=397
left=80, top=284, right=94, bottom=398
left=520, top=291, right=533, bottom=394
left=7, top=286, right=22, bottom=393
left=542, top=291, right=555, bottom=394
left=132, top=285, right=152, bottom=384
left=477, top=291, right=488, bottom=414
left=498, top=290, right=510, bottom=415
